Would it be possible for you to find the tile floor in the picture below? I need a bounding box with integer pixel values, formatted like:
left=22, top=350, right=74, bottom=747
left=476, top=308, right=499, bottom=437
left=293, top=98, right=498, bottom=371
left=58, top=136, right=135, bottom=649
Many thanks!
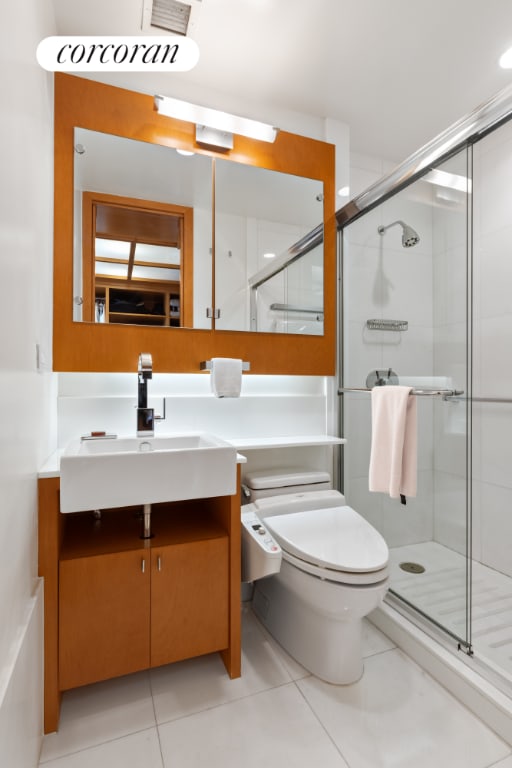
left=39, top=605, right=512, bottom=768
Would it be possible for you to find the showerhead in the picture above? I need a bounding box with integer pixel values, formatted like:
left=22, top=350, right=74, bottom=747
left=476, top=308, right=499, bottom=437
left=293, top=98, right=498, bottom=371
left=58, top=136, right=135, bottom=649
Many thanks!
left=377, top=220, right=420, bottom=248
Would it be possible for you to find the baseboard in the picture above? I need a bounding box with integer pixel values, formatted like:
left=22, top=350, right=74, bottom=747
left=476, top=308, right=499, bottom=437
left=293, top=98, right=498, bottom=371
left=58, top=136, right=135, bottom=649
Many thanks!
left=0, top=580, right=44, bottom=767
left=370, top=601, right=512, bottom=746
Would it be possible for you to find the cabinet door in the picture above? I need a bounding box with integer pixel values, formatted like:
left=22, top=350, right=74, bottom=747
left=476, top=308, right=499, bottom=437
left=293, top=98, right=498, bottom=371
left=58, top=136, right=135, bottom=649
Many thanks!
left=59, top=551, right=150, bottom=690
left=151, top=537, right=229, bottom=668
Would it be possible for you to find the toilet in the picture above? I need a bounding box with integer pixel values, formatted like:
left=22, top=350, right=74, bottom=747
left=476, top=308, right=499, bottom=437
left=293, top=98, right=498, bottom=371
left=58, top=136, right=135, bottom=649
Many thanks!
left=241, top=469, right=389, bottom=685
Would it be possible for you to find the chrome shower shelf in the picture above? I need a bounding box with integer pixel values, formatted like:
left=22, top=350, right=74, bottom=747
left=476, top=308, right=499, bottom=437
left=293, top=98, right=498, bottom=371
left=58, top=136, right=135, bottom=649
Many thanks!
left=366, top=319, right=408, bottom=331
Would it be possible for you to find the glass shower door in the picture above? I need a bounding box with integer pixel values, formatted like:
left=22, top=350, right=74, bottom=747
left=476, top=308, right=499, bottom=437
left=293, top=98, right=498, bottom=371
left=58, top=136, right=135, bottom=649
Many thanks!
left=341, top=146, right=471, bottom=649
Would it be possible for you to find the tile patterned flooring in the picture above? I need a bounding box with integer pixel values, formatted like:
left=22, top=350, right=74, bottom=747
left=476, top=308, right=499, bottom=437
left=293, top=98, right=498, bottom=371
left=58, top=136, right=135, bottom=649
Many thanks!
left=39, top=605, right=512, bottom=768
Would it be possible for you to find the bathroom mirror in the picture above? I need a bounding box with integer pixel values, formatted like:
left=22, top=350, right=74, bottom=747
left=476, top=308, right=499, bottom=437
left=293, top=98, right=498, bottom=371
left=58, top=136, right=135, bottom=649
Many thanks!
left=74, top=128, right=324, bottom=334
left=73, top=128, right=213, bottom=329
left=53, top=73, right=336, bottom=373
left=214, top=159, right=324, bottom=334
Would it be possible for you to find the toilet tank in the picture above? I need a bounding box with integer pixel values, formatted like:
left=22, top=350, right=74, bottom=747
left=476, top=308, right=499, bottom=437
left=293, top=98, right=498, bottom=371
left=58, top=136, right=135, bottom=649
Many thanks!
left=252, top=489, right=346, bottom=519
left=242, top=468, right=332, bottom=503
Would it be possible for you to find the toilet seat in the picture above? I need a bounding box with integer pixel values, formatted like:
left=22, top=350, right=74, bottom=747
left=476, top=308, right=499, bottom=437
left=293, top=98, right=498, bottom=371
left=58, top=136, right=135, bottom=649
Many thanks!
left=263, top=505, right=389, bottom=586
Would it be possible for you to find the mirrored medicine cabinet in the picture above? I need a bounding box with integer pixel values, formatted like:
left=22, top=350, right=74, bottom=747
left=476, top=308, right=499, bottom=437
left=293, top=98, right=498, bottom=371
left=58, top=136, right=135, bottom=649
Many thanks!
left=53, top=73, right=336, bottom=374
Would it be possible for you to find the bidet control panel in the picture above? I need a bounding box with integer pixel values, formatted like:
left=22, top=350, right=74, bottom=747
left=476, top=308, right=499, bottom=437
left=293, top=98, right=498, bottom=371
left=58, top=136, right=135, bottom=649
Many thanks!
left=241, top=513, right=281, bottom=553
left=241, top=511, right=282, bottom=582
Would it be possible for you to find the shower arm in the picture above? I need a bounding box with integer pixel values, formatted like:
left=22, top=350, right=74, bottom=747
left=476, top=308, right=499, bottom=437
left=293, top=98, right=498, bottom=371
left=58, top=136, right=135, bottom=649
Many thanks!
left=377, top=220, right=405, bottom=235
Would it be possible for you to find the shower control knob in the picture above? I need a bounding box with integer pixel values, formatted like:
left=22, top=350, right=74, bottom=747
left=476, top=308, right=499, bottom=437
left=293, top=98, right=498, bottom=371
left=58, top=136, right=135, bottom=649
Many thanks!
left=258, top=527, right=266, bottom=535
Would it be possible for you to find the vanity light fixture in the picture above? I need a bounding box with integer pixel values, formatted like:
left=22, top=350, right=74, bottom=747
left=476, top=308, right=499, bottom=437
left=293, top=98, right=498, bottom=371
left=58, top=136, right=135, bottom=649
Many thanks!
left=154, top=94, right=279, bottom=149
left=499, top=45, right=512, bottom=68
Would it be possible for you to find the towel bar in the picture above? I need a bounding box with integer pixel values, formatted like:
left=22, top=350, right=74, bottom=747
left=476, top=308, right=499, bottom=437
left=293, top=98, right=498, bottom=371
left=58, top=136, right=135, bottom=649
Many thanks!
left=270, top=303, right=324, bottom=315
left=338, top=386, right=464, bottom=398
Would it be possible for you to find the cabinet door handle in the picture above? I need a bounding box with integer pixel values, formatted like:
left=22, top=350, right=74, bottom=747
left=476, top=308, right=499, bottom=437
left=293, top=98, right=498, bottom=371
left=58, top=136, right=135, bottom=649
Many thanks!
left=141, top=558, right=146, bottom=574
left=157, top=555, right=162, bottom=572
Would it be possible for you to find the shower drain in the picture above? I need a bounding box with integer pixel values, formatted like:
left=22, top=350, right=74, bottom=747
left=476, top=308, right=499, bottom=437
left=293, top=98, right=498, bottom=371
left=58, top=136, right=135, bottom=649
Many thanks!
left=399, top=561, right=425, bottom=574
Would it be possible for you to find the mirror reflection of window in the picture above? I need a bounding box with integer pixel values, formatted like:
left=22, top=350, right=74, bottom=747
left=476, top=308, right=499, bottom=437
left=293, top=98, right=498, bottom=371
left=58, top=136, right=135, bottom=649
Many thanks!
left=73, top=128, right=211, bottom=329
left=93, top=238, right=182, bottom=326
left=95, top=240, right=181, bottom=281
left=82, top=193, right=192, bottom=328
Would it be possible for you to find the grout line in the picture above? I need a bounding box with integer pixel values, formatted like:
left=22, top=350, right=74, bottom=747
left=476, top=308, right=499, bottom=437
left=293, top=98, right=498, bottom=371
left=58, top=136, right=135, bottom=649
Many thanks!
left=38, top=725, right=160, bottom=766
left=485, top=752, right=512, bottom=768
left=293, top=680, right=353, bottom=768
left=153, top=676, right=295, bottom=730
left=148, top=672, right=166, bottom=768
left=362, top=644, right=397, bottom=660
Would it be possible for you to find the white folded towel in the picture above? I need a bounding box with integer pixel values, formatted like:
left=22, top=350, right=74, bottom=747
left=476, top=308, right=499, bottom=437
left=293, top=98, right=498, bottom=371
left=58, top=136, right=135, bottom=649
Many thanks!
left=369, top=386, right=417, bottom=500
left=210, top=358, right=243, bottom=398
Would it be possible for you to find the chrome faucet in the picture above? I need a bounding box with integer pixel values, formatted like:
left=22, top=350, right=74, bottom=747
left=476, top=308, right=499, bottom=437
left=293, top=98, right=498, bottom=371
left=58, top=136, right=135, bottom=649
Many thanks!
left=137, top=353, right=154, bottom=437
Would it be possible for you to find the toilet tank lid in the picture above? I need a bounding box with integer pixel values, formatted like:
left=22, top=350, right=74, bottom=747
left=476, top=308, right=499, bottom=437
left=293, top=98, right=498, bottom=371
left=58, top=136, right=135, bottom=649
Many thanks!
left=244, top=468, right=331, bottom=490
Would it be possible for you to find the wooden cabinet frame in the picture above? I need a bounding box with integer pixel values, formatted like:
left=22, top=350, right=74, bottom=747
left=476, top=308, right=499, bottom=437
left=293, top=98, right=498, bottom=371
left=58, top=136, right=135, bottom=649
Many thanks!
left=53, top=73, right=336, bottom=374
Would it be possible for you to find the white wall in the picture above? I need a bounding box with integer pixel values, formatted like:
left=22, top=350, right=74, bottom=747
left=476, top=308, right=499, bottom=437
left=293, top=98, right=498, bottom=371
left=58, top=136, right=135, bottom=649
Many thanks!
left=0, top=0, right=57, bottom=763
left=472, top=118, right=512, bottom=578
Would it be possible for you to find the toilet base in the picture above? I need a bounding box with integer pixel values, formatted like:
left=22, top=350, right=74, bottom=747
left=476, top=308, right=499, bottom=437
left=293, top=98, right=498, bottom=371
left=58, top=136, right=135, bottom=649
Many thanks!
left=252, top=561, right=388, bottom=684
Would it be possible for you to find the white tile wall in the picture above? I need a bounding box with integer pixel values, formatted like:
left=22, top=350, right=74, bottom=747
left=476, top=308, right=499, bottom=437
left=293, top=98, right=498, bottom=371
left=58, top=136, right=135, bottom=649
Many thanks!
left=344, top=147, right=476, bottom=563
left=342, top=174, right=437, bottom=545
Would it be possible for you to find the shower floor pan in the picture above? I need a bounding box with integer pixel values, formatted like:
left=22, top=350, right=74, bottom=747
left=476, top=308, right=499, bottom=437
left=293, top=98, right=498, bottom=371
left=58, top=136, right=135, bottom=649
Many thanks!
left=389, top=541, right=512, bottom=678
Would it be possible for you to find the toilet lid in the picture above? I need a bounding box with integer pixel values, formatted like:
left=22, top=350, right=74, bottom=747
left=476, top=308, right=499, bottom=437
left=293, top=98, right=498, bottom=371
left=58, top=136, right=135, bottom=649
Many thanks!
left=262, top=505, right=388, bottom=573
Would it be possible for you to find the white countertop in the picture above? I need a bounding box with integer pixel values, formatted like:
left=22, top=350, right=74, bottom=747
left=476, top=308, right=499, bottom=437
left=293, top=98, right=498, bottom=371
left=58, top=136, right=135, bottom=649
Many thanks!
left=228, top=435, right=346, bottom=450
left=38, top=434, right=345, bottom=479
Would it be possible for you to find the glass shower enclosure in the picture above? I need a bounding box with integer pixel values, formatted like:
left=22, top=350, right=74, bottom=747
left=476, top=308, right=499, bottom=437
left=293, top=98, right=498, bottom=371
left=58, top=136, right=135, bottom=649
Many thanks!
left=340, top=146, right=472, bottom=651
left=339, top=84, right=512, bottom=690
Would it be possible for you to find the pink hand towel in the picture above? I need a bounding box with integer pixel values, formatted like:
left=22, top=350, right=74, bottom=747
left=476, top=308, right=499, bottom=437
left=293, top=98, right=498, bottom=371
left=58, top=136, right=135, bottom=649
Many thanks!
left=369, top=386, right=417, bottom=499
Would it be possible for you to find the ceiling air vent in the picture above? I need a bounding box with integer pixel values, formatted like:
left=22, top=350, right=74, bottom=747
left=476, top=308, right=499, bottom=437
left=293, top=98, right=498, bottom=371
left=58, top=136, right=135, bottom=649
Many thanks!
left=142, top=0, right=202, bottom=36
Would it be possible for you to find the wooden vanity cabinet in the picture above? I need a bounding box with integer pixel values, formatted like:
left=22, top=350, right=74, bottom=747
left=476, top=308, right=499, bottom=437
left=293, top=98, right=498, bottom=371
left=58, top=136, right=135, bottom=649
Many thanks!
left=150, top=536, right=229, bottom=668
left=59, top=512, right=229, bottom=690
left=59, top=548, right=151, bottom=690
left=38, top=474, right=241, bottom=734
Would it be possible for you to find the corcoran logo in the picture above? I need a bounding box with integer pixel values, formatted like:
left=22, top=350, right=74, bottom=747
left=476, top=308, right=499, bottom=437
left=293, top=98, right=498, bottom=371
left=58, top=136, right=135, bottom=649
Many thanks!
left=36, top=36, right=199, bottom=72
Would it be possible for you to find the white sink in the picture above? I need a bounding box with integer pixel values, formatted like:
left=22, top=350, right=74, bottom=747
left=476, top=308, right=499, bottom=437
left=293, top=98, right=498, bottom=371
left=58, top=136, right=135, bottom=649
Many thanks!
left=59, top=433, right=237, bottom=513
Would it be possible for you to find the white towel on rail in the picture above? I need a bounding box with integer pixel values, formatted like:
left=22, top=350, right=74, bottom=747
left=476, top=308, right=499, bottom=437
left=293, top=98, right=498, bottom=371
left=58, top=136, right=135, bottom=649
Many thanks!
left=369, top=386, right=417, bottom=499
